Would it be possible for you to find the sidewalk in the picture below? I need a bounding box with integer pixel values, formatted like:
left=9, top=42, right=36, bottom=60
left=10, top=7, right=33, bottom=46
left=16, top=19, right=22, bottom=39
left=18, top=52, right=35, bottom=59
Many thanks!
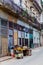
left=0, top=47, right=43, bottom=62
left=0, top=56, right=12, bottom=62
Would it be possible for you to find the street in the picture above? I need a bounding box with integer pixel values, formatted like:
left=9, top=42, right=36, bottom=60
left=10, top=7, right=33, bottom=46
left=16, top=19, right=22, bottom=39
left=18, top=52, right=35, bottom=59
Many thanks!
left=0, top=47, right=43, bottom=65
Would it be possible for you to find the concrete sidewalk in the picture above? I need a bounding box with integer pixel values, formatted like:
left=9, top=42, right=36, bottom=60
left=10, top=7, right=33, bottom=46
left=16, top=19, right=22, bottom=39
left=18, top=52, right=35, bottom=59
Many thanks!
left=32, top=47, right=43, bottom=54
left=0, top=56, right=12, bottom=62
left=0, top=47, right=42, bottom=62
left=0, top=47, right=43, bottom=65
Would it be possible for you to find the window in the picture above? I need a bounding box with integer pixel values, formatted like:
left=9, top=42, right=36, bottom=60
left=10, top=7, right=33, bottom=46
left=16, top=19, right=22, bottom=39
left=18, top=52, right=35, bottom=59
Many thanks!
left=22, top=0, right=26, bottom=10
left=9, top=22, right=13, bottom=28
left=1, top=27, right=7, bottom=37
left=9, top=29, right=13, bottom=35
left=13, top=0, right=20, bottom=6
left=18, top=31, right=22, bottom=38
left=25, top=32, right=29, bottom=39
left=18, top=31, right=22, bottom=46
left=22, top=38, right=24, bottom=46
left=1, top=19, right=7, bottom=27
left=25, top=39, right=28, bottom=46
left=1, top=19, right=8, bottom=37
left=8, top=36, right=13, bottom=47
left=21, top=32, right=25, bottom=46
left=18, top=38, right=21, bottom=45
left=20, top=0, right=22, bottom=6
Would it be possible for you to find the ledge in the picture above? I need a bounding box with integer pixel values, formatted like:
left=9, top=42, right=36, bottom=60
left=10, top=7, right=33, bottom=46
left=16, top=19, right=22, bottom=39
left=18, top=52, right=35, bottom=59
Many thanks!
left=0, top=3, right=41, bottom=30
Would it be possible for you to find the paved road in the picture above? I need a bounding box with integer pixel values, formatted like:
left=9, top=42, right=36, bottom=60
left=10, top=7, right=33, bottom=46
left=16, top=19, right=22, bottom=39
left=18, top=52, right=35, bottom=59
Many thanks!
left=0, top=47, right=43, bottom=65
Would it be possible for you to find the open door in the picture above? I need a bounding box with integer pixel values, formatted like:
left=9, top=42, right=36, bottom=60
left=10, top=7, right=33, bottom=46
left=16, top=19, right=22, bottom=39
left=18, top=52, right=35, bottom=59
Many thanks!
left=29, top=29, right=34, bottom=48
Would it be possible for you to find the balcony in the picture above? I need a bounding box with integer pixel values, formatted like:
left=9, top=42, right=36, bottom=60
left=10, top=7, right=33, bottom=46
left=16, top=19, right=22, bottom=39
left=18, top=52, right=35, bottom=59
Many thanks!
left=29, top=0, right=42, bottom=13
left=33, top=0, right=42, bottom=14
left=30, top=11, right=41, bottom=22
left=0, top=0, right=41, bottom=30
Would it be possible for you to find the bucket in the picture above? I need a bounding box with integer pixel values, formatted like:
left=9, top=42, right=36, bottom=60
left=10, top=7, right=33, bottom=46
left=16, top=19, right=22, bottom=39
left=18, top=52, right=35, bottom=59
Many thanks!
left=10, top=49, right=14, bottom=57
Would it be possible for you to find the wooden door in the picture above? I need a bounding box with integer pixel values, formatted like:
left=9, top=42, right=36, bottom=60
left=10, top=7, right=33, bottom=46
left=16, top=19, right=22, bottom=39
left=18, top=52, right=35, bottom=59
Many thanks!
left=2, top=37, right=8, bottom=56
left=14, top=29, right=18, bottom=45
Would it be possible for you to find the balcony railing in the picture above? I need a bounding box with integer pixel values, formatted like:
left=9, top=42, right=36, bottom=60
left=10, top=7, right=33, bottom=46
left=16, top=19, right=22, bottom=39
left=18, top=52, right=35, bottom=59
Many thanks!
left=0, top=0, right=41, bottom=30
left=0, top=0, right=32, bottom=21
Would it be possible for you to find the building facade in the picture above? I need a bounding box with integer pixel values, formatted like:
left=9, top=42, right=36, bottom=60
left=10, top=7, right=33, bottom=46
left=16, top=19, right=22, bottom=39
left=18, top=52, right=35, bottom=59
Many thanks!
left=0, top=0, right=42, bottom=56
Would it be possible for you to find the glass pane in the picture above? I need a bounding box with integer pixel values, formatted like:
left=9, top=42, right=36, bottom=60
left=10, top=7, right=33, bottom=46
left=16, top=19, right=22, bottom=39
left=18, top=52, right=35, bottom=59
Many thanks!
left=22, top=0, right=26, bottom=9
left=25, top=39, right=28, bottom=46
left=18, top=38, right=21, bottom=45
left=1, top=27, right=7, bottom=37
left=8, top=36, right=13, bottom=48
left=25, top=32, right=29, bottom=39
left=1, top=19, right=7, bottom=26
left=9, top=29, right=13, bottom=35
left=9, top=22, right=13, bottom=28
left=22, top=38, right=24, bottom=46
left=1, top=19, right=8, bottom=37
left=18, top=31, right=22, bottom=38
left=21, top=32, right=24, bottom=38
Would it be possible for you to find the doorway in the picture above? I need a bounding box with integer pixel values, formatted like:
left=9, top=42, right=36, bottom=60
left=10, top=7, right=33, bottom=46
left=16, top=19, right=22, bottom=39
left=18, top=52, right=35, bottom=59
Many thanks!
left=29, top=29, right=34, bottom=48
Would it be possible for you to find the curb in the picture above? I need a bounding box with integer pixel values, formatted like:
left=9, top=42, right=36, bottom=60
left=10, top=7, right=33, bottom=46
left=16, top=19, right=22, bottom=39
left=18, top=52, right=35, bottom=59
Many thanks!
left=0, top=57, right=12, bottom=62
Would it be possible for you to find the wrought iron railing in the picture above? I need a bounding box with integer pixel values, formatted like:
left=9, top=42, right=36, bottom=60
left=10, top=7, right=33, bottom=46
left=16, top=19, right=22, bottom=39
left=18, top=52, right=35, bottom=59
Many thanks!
left=0, top=0, right=41, bottom=29
left=1, top=0, right=28, bottom=18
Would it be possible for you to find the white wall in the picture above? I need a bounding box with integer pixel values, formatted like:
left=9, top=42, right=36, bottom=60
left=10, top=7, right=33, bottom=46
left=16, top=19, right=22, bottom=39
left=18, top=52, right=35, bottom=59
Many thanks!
left=33, top=29, right=40, bottom=44
left=40, top=12, right=43, bottom=23
left=17, top=20, right=30, bottom=28
left=13, top=0, right=20, bottom=6
left=36, top=0, right=42, bottom=8
left=40, top=30, right=43, bottom=46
